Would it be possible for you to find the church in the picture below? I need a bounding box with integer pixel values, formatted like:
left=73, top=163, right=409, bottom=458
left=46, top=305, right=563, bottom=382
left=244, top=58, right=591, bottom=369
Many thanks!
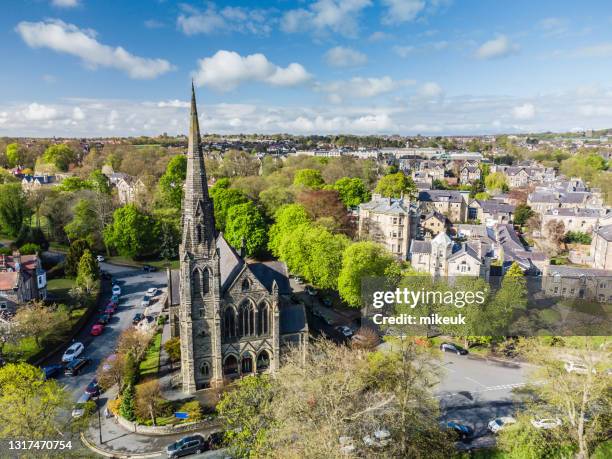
left=168, top=85, right=308, bottom=393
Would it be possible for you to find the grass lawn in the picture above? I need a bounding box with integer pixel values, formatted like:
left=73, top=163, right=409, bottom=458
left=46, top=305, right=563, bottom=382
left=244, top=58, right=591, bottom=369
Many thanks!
left=3, top=336, right=42, bottom=362
left=139, top=331, right=162, bottom=378
left=47, top=277, right=76, bottom=303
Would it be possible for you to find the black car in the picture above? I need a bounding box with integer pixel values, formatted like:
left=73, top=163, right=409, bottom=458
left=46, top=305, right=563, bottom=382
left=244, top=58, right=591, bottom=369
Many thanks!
left=100, top=270, right=112, bottom=280
left=85, top=379, right=100, bottom=396
left=64, top=357, right=90, bottom=376
left=440, top=342, right=468, bottom=355
left=165, top=435, right=208, bottom=458
left=207, top=431, right=224, bottom=449
left=98, top=314, right=111, bottom=325
left=42, top=364, right=64, bottom=380
left=132, top=313, right=144, bottom=325
left=143, top=264, right=158, bottom=272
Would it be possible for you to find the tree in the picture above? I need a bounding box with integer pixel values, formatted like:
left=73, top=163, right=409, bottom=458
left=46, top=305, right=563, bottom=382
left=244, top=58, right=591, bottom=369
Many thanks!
left=65, top=239, right=90, bottom=278
left=293, top=168, right=325, bottom=189
left=42, top=144, right=77, bottom=172
left=545, top=219, right=566, bottom=250
left=64, top=198, right=99, bottom=245
left=485, top=171, right=509, bottom=192
left=565, top=231, right=592, bottom=245
left=514, top=204, right=534, bottom=226
left=220, top=150, right=260, bottom=177
left=135, top=380, right=165, bottom=425
left=76, top=249, right=99, bottom=292
left=374, top=172, right=417, bottom=198
left=224, top=202, right=268, bottom=257
left=0, top=363, right=70, bottom=439
left=560, top=151, right=607, bottom=183
left=12, top=302, right=69, bottom=348
left=259, top=186, right=294, bottom=217
left=57, top=176, right=93, bottom=193
left=332, top=177, right=370, bottom=207
left=88, top=170, right=110, bottom=195
left=0, top=183, right=30, bottom=237
left=117, top=328, right=152, bottom=362
left=158, top=155, right=187, bottom=208
left=338, top=242, right=399, bottom=307
left=297, top=189, right=353, bottom=235
left=474, top=191, right=490, bottom=201
left=119, top=383, right=136, bottom=421
left=164, top=337, right=181, bottom=368
left=97, top=353, right=127, bottom=391
left=18, top=242, right=40, bottom=255
left=268, top=204, right=310, bottom=257
left=104, top=204, right=159, bottom=258
left=484, top=262, right=527, bottom=335
left=5, top=143, right=23, bottom=168
left=212, top=188, right=249, bottom=232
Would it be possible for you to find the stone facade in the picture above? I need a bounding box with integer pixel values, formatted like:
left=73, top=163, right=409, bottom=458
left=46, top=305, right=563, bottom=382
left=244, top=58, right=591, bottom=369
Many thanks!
left=591, top=225, right=612, bottom=270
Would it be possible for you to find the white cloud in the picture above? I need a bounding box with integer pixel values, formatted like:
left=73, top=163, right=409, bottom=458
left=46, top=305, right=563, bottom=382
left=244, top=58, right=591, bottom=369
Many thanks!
left=281, top=0, right=372, bottom=38
left=72, top=107, right=85, bottom=120
left=177, top=4, right=271, bottom=35
left=381, top=0, right=425, bottom=25
left=368, top=31, right=390, bottom=41
left=475, top=35, right=519, bottom=60
left=393, top=40, right=448, bottom=58
left=324, top=46, right=367, bottom=67
left=512, top=103, right=536, bottom=120
left=392, top=45, right=415, bottom=58
left=51, top=0, right=79, bottom=7
left=16, top=20, right=174, bottom=79
left=157, top=100, right=190, bottom=108
left=192, top=50, right=311, bottom=91
left=22, top=103, right=58, bottom=121
left=320, top=76, right=414, bottom=102
left=417, top=82, right=443, bottom=98
left=538, top=17, right=568, bottom=36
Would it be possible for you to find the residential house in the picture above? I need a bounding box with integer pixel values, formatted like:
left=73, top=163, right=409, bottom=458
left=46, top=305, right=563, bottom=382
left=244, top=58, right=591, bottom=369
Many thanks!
left=420, top=211, right=448, bottom=237
left=469, top=199, right=515, bottom=225
left=590, top=225, right=612, bottom=270
left=21, top=174, right=54, bottom=192
left=541, top=208, right=603, bottom=236
left=542, top=265, right=612, bottom=302
left=495, top=224, right=548, bottom=273
left=0, top=252, right=47, bottom=315
left=459, top=165, right=481, bottom=185
left=418, top=190, right=468, bottom=223
left=116, top=176, right=146, bottom=205
left=358, top=195, right=419, bottom=260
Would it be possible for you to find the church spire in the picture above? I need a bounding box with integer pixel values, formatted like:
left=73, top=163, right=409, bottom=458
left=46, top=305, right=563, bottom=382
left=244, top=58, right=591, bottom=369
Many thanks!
left=182, top=82, right=216, bottom=255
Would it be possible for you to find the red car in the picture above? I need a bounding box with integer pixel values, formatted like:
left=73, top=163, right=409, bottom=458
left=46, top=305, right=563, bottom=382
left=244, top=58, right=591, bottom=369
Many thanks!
left=106, top=300, right=118, bottom=308
left=104, top=306, right=116, bottom=315
left=91, top=324, right=104, bottom=336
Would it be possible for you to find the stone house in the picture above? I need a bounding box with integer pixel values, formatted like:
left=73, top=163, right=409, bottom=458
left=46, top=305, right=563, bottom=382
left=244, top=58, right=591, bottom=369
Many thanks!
left=0, top=253, right=47, bottom=315
left=542, top=265, right=612, bottom=302
left=590, top=225, right=612, bottom=270
left=116, top=176, right=147, bottom=205
left=459, top=165, right=481, bottom=185
left=541, top=208, right=603, bottom=236
left=418, top=190, right=468, bottom=223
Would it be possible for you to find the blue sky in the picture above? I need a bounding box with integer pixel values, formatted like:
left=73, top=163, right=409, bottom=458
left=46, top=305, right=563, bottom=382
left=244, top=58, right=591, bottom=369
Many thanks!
left=2, top=0, right=612, bottom=136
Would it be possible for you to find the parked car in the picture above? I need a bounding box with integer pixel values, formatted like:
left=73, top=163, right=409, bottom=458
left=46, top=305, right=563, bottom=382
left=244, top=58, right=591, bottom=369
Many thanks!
left=72, top=392, right=92, bottom=418
left=42, top=364, right=64, bottom=380
left=531, top=417, right=562, bottom=429
left=206, top=431, right=224, bottom=450
left=141, top=297, right=151, bottom=307
left=111, top=295, right=120, bottom=303
left=440, top=342, right=468, bottom=355
left=90, top=324, right=104, bottom=336
left=96, top=255, right=105, bottom=263
left=564, top=361, right=596, bottom=375
left=447, top=421, right=474, bottom=441
left=132, top=313, right=144, bottom=325
left=143, top=264, right=158, bottom=272
left=322, top=297, right=333, bottom=307
left=147, top=287, right=159, bottom=296
left=64, top=357, right=90, bottom=376
left=165, top=435, right=208, bottom=458
left=98, top=314, right=111, bottom=325
left=85, top=379, right=100, bottom=397
left=112, top=285, right=121, bottom=296
left=104, top=306, right=116, bottom=316
left=62, top=342, right=85, bottom=363
left=100, top=270, right=111, bottom=280
left=305, top=286, right=317, bottom=296
left=488, top=416, right=516, bottom=433
left=335, top=325, right=353, bottom=337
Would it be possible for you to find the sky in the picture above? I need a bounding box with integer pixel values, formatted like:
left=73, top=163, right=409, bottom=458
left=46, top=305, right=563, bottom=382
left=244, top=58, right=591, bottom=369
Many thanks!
left=2, top=0, right=612, bottom=137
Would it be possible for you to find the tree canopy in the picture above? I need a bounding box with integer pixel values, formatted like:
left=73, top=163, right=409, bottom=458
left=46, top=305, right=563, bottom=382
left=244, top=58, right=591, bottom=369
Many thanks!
left=42, top=144, right=77, bottom=172
left=158, top=154, right=187, bottom=208
left=225, top=201, right=268, bottom=257
left=332, top=177, right=370, bottom=207
left=293, top=168, right=325, bottom=189
left=104, top=204, right=159, bottom=258
left=374, top=172, right=417, bottom=198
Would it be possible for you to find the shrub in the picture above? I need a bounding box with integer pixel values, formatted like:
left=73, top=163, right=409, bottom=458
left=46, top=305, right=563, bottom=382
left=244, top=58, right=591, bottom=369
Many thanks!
left=119, top=384, right=136, bottom=421
left=19, top=243, right=40, bottom=255
left=164, top=337, right=181, bottom=363
left=177, top=400, right=204, bottom=422
left=108, top=397, right=121, bottom=415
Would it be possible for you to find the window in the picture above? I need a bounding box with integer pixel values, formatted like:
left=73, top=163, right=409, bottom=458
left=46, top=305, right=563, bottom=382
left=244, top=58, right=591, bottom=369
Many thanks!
left=241, top=279, right=250, bottom=292
left=570, top=289, right=575, bottom=294
left=201, top=362, right=210, bottom=377
left=196, top=224, right=202, bottom=243
left=258, top=303, right=270, bottom=335
left=238, top=301, right=255, bottom=337
left=392, top=217, right=398, bottom=224
left=223, top=307, right=236, bottom=339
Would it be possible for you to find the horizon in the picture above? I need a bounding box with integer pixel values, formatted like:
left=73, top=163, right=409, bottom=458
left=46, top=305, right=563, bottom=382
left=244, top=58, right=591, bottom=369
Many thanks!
left=2, top=1, right=612, bottom=137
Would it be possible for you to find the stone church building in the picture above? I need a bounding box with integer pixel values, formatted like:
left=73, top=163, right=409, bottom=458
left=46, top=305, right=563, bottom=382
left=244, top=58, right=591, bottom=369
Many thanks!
left=169, top=85, right=308, bottom=393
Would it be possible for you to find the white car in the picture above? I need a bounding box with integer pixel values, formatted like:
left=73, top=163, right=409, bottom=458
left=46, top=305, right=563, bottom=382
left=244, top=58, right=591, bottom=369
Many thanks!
left=531, top=417, right=562, bottom=429
left=62, top=342, right=84, bottom=363
left=488, top=416, right=516, bottom=433
left=112, top=285, right=121, bottom=296
left=72, top=392, right=91, bottom=418
left=146, top=287, right=159, bottom=296
left=96, top=255, right=105, bottom=263
left=564, top=361, right=596, bottom=375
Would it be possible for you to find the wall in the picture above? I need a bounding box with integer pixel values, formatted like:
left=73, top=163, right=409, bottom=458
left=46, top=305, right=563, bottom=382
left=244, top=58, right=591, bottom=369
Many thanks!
left=116, top=414, right=220, bottom=436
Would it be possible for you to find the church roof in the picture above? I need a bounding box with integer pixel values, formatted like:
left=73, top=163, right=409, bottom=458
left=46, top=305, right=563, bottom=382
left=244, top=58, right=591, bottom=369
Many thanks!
left=248, top=260, right=291, bottom=295
left=216, top=234, right=244, bottom=292
left=280, top=302, right=308, bottom=334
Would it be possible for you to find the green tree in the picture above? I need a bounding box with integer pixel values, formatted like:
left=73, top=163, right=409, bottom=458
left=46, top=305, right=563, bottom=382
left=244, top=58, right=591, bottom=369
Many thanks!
left=76, top=249, right=99, bottom=292
left=485, top=262, right=527, bottom=334
left=514, top=204, right=534, bottom=226
left=225, top=202, right=268, bottom=257
left=485, top=171, right=509, bottom=192
left=18, top=242, right=40, bottom=255
left=158, top=155, right=187, bottom=208
left=212, top=188, right=249, bottom=231
left=293, top=168, right=325, bottom=189
left=88, top=170, right=110, bottom=194
left=5, top=143, right=23, bottom=168
left=64, top=198, right=99, bottom=244
left=119, top=383, right=136, bottom=421
left=42, top=144, right=77, bottom=172
left=338, top=241, right=398, bottom=307
left=0, top=183, right=30, bottom=237
left=65, top=239, right=90, bottom=278
left=259, top=186, right=294, bottom=217
left=374, top=172, right=417, bottom=198
left=104, top=204, right=159, bottom=258
left=0, top=363, right=70, bottom=439
left=57, top=176, right=93, bottom=192
left=268, top=204, right=310, bottom=257
left=560, top=151, right=607, bottom=183
left=474, top=191, right=490, bottom=201
left=332, top=177, right=370, bottom=207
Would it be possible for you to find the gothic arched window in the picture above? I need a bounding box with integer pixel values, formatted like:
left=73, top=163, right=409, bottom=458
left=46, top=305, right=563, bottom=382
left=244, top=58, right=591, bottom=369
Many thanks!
left=201, top=362, right=210, bottom=377
left=223, top=307, right=236, bottom=339
left=258, top=302, right=270, bottom=335
left=202, top=268, right=210, bottom=294
left=196, top=224, right=202, bottom=244
left=241, top=278, right=250, bottom=292
left=238, top=301, right=255, bottom=337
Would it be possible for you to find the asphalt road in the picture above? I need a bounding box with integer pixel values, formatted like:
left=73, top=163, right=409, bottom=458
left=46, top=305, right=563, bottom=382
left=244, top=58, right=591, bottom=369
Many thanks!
left=42, top=262, right=167, bottom=404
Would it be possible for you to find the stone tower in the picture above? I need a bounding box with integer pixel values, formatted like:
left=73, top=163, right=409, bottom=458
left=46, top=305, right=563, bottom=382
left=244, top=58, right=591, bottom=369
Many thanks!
left=178, top=83, right=224, bottom=392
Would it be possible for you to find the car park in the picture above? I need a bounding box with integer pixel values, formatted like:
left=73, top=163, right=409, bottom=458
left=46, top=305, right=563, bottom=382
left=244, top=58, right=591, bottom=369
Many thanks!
left=165, top=434, right=208, bottom=458
left=98, top=314, right=111, bottom=325
left=447, top=421, right=474, bottom=441
left=91, top=324, right=104, bottom=336
left=440, top=342, right=468, bottom=355
left=488, top=416, right=516, bottom=433
left=132, top=313, right=144, bottom=325
left=64, top=357, right=90, bottom=376
left=72, top=392, right=92, bottom=418
left=564, top=361, right=596, bottom=375
left=112, top=285, right=121, bottom=296
left=42, top=364, right=64, bottom=380
left=531, top=417, right=562, bottom=429
left=62, top=342, right=84, bottom=363
left=85, top=379, right=100, bottom=397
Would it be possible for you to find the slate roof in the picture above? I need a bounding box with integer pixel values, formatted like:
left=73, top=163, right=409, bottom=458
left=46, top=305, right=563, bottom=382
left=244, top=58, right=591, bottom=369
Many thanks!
left=544, top=208, right=600, bottom=218
left=478, top=200, right=515, bottom=215
left=447, top=243, right=480, bottom=262
left=248, top=261, right=291, bottom=295
left=422, top=210, right=446, bottom=222
left=280, top=303, right=308, bottom=334
left=547, top=265, right=612, bottom=277
left=360, top=197, right=411, bottom=215
left=595, top=224, right=612, bottom=242
left=418, top=189, right=464, bottom=203
left=410, top=240, right=432, bottom=254
left=216, top=234, right=245, bottom=292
